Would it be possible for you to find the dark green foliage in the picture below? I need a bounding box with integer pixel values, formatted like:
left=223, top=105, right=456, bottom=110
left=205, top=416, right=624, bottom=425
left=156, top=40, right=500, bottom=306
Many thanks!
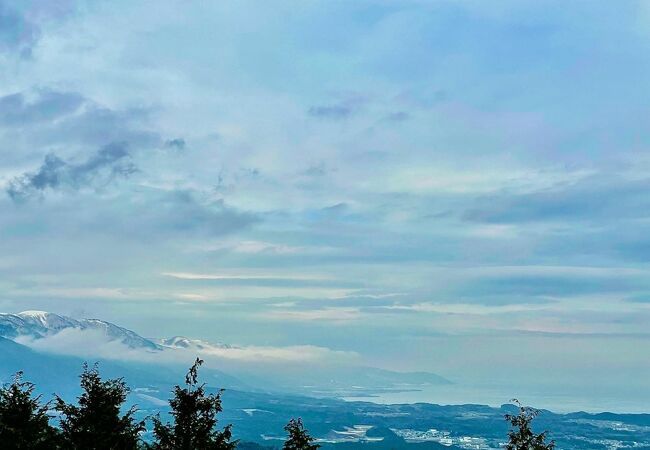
left=504, top=400, right=555, bottom=450
left=0, top=371, right=60, bottom=449
left=283, top=418, right=320, bottom=450
left=150, top=358, right=237, bottom=450
left=55, top=363, right=144, bottom=450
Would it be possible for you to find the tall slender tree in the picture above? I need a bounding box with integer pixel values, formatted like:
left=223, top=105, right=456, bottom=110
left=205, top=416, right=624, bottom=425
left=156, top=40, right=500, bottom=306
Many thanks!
left=282, top=418, right=320, bottom=450
left=0, top=371, right=60, bottom=450
left=504, top=399, right=555, bottom=450
left=55, top=363, right=144, bottom=450
left=150, top=358, right=237, bottom=450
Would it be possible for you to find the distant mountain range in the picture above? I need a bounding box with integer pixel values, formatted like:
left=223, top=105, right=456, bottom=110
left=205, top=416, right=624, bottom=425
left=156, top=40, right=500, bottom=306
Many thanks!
left=1, top=334, right=647, bottom=450
left=0, top=310, right=235, bottom=354
left=0, top=310, right=451, bottom=397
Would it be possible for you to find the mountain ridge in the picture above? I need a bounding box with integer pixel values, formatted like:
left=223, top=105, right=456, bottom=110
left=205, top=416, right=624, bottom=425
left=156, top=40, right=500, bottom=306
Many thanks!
left=0, top=310, right=161, bottom=351
left=0, top=310, right=452, bottom=394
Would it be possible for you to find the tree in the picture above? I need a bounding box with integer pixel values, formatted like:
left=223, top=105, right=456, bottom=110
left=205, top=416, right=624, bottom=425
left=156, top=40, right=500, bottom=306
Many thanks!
left=150, top=358, right=237, bottom=450
left=55, top=363, right=144, bottom=450
left=283, top=418, right=320, bottom=450
left=0, top=371, right=60, bottom=449
left=504, top=399, right=555, bottom=450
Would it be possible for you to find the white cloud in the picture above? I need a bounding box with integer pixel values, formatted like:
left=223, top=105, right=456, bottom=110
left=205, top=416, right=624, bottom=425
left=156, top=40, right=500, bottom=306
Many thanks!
left=162, top=271, right=330, bottom=281
left=191, top=343, right=357, bottom=363
left=14, top=327, right=357, bottom=367
left=381, top=302, right=549, bottom=316
left=197, top=240, right=321, bottom=255
left=264, top=307, right=363, bottom=323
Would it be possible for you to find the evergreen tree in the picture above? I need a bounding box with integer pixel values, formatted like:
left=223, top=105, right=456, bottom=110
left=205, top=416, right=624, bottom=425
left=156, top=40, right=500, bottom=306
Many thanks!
left=282, top=418, right=320, bottom=450
left=150, top=358, right=237, bottom=450
left=0, top=371, right=60, bottom=450
left=55, top=363, right=144, bottom=450
left=504, top=399, right=555, bottom=450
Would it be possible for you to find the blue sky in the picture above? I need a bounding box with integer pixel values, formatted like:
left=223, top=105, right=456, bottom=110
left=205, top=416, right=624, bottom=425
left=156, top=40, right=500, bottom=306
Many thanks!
left=1, top=0, right=650, bottom=404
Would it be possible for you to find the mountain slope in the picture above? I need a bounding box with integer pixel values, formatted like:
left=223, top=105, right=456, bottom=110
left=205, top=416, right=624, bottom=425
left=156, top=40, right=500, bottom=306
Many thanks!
left=0, top=311, right=160, bottom=350
left=0, top=336, right=243, bottom=404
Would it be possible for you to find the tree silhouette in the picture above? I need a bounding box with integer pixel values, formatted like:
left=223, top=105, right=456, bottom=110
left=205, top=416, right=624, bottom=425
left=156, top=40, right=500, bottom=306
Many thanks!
left=283, top=418, right=320, bottom=450
left=150, top=358, right=237, bottom=450
left=504, top=399, right=555, bottom=450
left=55, top=363, right=144, bottom=450
left=0, top=371, right=60, bottom=449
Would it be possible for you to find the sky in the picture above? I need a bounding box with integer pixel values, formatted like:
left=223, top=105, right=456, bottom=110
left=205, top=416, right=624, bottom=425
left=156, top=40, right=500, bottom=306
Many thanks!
left=1, top=0, right=650, bottom=408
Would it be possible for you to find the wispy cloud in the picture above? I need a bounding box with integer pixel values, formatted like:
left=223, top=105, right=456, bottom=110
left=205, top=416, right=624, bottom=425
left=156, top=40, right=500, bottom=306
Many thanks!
left=163, top=272, right=331, bottom=282
left=264, top=307, right=363, bottom=323
left=198, top=240, right=323, bottom=255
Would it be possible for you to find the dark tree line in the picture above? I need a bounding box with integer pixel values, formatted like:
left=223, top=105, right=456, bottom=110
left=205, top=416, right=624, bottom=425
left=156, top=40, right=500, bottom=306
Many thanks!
left=0, top=360, right=553, bottom=450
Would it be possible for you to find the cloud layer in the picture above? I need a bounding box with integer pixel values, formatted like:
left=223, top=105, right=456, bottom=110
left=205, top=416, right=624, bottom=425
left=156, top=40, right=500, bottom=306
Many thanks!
left=1, top=0, right=650, bottom=405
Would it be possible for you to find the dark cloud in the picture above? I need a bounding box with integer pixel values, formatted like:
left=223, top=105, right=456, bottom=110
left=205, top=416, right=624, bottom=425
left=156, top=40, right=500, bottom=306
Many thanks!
left=0, top=1, right=78, bottom=57
left=7, top=189, right=251, bottom=243
left=7, top=142, right=137, bottom=201
left=145, top=190, right=257, bottom=236
left=0, top=89, right=161, bottom=155
left=0, top=90, right=85, bottom=125
left=10, top=153, right=65, bottom=194
left=80, top=188, right=259, bottom=239
left=0, top=1, right=40, bottom=57
left=303, top=162, right=327, bottom=177
left=164, top=138, right=186, bottom=150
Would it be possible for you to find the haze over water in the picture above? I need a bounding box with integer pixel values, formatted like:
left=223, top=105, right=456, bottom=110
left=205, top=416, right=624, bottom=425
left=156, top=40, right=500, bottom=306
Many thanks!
left=346, top=383, right=650, bottom=415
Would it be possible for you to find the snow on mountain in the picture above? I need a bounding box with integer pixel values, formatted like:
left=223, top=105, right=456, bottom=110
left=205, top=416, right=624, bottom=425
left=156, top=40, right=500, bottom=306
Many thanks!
left=19, top=310, right=79, bottom=329
left=79, top=319, right=161, bottom=351
left=0, top=313, right=38, bottom=339
left=0, top=311, right=233, bottom=354
left=0, top=311, right=231, bottom=353
left=0, top=311, right=161, bottom=351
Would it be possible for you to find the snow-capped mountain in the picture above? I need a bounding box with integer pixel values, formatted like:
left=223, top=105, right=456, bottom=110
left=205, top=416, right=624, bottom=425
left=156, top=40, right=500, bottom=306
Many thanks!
left=0, top=311, right=232, bottom=354
left=0, top=311, right=161, bottom=351
left=14, top=310, right=80, bottom=331
left=0, top=310, right=452, bottom=396
left=0, top=310, right=79, bottom=338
